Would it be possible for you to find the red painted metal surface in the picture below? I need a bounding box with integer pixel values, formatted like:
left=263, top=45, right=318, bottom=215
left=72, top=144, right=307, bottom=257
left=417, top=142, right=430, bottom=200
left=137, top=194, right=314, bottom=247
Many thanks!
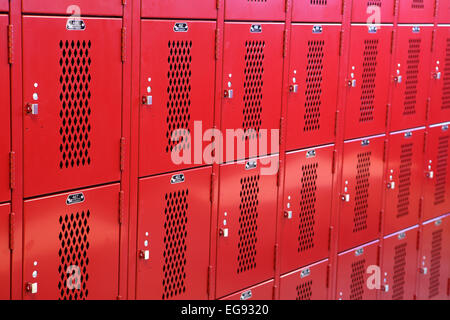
left=142, top=0, right=217, bottom=19
left=351, top=0, right=395, bottom=23
left=221, top=22, right=283, bottom=162
left=0, top=203, right=10, bottom=300
left=380, top=226, right=419, bottom=300
left=22, top=0, right=123, bottom=16
left=397, top=0, right=436, bottom=24
left=279, top=259, right=329, bottom=300
left=220, top=279, right=274, bottom=300
left=292, top=0, right=342, bottom=23
left=344, top=25, right=391, bottom=140
left=384, top=128, right=424, bottom=235
left=390, top=25, right=432, bottom=132
left=338, top=135, right=384, bottom=252
left=139, top=20, right=215, bottom=178
left=280, top=144, right=333, bottom=274
left=0, top=1, right=7, bottom=12
left=22, top=17, right=122, bottom=198
left=216, top=155, right=278, bottom=298
left=335, top=240, right=379, bottom=300
left=286, top=24, right=339, bottom=151
left=22, top=184, right=120, bottom=300
left=136, top=167, right=212, bottom=300
left=225, top=0, right=285, bottom=21
left=437, top=0, right=450, bottom=23
left=423, top=123, right=450, bottom=221
left=417, top=215, right=450, bottom=300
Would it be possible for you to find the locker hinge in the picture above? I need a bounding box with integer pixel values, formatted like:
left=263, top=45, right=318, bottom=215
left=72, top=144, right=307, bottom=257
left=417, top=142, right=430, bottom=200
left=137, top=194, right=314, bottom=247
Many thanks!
left=331, top=150, right=337, bottom=174
left=392, top=0, right=397, bottom=16
left=272, top=284, right=277, bottom=299
left=7, top=24, right=13, bottom=64
left=122, top=0, right=127, bottom=5
left=416, top=229, right=421, bottom=250
left=447, top=278, right=450, bottom=296
left=277, top=167, right=282, bottom=187
left=119, top=190, right=124, bottom=225
left=279, top=117, right=284, bottom=145
left=390, top=30, right=394, bottom=54
left=284, top=0, right=289, bottom=12
left=326, top=264, right=331, bottom=288
left=216, top=0, right=220, bottom=9
left=334, top=110, right=339, bottom=137
left=282, top=30, right=288, bottom=57
left=382, top=139, right=388, bottom=162
left=385, top=104, right=390, bottom=128
left=207, top=265, right=213, bottom=296
left=9, top=151, right=15, bottom=189
left=431, top=30, right=436, bottom=52
left=215, top=29, right=220, bottom=60
left=210, top=173, right=215, bottom=203
left=418, top=196, right=424, bottom=220
left=378, top=210, right=383, bottom=233
left=116, top=295, right=122, bottom=300
left=338, top=30, right=344, bottom=56
left=425, top=98, right=430, bottom=121
left=423, top=131, right=428, bottom=153
left=274, top=243, right=279, bottom=271
left=9, top=212, right=15, bottom=251
left=121, top=27, right=126, bottom=63
left=341, top=0, right=345, bottom=15
left=377, top=244, right=381, bottom=265
left=120, top=137, right=126, bottom=172
left=328, top=226, right=333, bottom=251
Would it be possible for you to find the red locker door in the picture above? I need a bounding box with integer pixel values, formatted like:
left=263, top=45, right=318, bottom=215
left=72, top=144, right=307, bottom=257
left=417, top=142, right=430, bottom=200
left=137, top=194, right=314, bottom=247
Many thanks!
left=344, top=25, right=392, bottom=140
left=286, top=24, right=340, bottom=151
left=437, top=0, right=450, bottom=23
left=280, top=144, right=333, bottom=274
left=142, top=0, right=217, bottom=19
left=220, top=279, right=274, bottom=300
left=417, top=215, right=450, bottom=300
left=0, top=203, right=10, bottom=300
left=423, top=123, right=450, bottom=220
left=351, top=0, right=395, bottom=23
left=0, top=1, right=7, bottom=12
left=22, top=17, right=122, bottom=198
left=384, top=128, right=424, bottom=235
left=216, top=156, right=278, bottom=298
left=136, top=167, right=212, bottom=300
left=225, top=0, right=285, bottom=21
left=336, top=241, right=379, bottom=300
left=279, top=259, right=329, bottom=300
left=23, top=184, right=120, bottom=300
left=380, top=226, right=419, bottom=300
left=429, top=26, right=450, bottom=125
left=22, top=0, right=123, bottom=16
left=398, top=0, right=436, bottom=24
left=0, top=15, right=10, bottom=203
left=139, top=20, right=215, bottom=177
left=292, top=0, right=342, bottom=23
left=222, top=23, right=283, bottom=162
left=339, top=135, right=384, bottom=252
left=390, top=25, right=432, bottom=132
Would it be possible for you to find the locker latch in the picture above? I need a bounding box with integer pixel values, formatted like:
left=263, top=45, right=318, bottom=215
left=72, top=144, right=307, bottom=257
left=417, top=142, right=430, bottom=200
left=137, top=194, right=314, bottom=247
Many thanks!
left=341, top=194, right=350, bottom=202
left=219, top=228, right=229, bottom=237
left=387, top=182, right=395, bottom=189
left=426, top=171, right=434, bottom=179
left=394, top=75, right=402, bottom=83
left=434, top=72, right=441, bottom=80
left=419, top=267, right=428, bottom=275
left=347, top=79, right=356, bottom=88
left=139, top=250, right=150, bottom=260
left=381, top=284, right=389, bottom=293
left=284, top=211, right=293, bottom=219
left=25, top=103, right=38, bottom=115
left=289, top=84, right=298, bottom=93
left=25, top=282, right=38, bottom=294
left=142, top=96, right=152, bottom=106
left=224, top=89, right=233, bottom=99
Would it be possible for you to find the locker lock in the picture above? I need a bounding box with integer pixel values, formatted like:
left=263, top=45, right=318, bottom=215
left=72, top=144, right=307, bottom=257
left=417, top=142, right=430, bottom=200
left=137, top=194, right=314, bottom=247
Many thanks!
left=219, top=228, right=229, bottom=237
left=433, top=72, right=441, bottom=80
left=142, top=95, right=152, bottom=106
left=426, top=171, right=434, bottom=179
left=394, top=75, right=402, bottom=84
left=25, top=282, right=38, bottom=294
left=419, top=267, right=428, bottom=275
left=347, top=79, right=356, bottom=88
left=341, top=194, right=350, bottom=202
left=387, top=182, right=395, bottom=190
left=224, top=89, right=233, bottom=99
left=289, top=84, right=298, bottom=93
left=139, top=250, right=150, bottom=260
left=381, top=284, right=389, bottom=293
left=284, top=211, right=293, bottom=219
left=25, top=103, right=38, bottom=115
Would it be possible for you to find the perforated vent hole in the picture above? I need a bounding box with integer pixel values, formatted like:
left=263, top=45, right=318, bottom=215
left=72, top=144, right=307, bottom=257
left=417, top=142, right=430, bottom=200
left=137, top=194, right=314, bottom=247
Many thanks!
left=350, top=259, right=366, bottom=300
left=429, top=229, right=442, bottom=298
left=353, top=152, right=371, bottom=233
left=360, top=39, right=378, bottom=123
left=397, top=143, right=413, bottom=218
left=304, top=41, right=323, bottom=132
left=404, top=39, right=421, bottom=116
left=434, top=136, right=449, bottom=205
left=296, top=280, right=313, bottom=300
left=442, top=39, right=450, bottom=110
left=310, top=0, right=327, bottom=4
left=392, top=243, right=407, bottom=300
left=298, top=163, right=318, bottom=252
left=367, top=0, right=382, bottom=7
left=412, top=0, right=424, bottom=9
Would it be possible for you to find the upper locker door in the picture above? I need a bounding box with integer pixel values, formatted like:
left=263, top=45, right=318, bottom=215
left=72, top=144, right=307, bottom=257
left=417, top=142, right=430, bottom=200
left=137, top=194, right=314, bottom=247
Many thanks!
left=390, top=25, right=432, bottom=132
left=136, top=167, right=212, bottom=300
left=22, top=17, right=122, bottom=198
left=280, top=144, right=333, bottom=274
left=292, top=0, right=342, bottom=23
left=398, top=0, right=436, bottom=24
left=0, top=203, right=10, bottom=300
left=339, top=135, right=384, bottom=252
left=0, top=1, right=7, bottom=12
left=221, top=23, right=283, bottom=162
left=286, top=24, right=340, bottom=151
left=224, top=0, right=286, bottom=21
left=22, top=0, right=123, bottom=16
left=384, top=128, right=424, bottom=235
left=139, top=20, right=215, bottom=177
left=0, top=15, right=10, bottom=203
left=429, top=26, right=450, bottom=125
left=351, top=0, right=395, bottom=23
left=423, top=123, right=450, bottom=220
left=344, top=25, right=392, bottom=140
left=437, top=0, right=450, bottom=23
left=142, top=0, right=217, bottom=19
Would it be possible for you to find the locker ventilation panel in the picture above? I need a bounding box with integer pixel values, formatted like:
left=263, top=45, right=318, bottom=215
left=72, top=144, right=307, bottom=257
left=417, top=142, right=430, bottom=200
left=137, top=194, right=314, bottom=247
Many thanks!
left=166, top=40, right=192, bottom=154
left=350, top=259, right=366, bottom=300
left=367, top=1, right=382, bottom=7
left=434, top=136, right=449, bottom=205
left=243, top=41, right=264, bottom=140
left=296, top=280, right=313, bottom=300
left=360, top=40, right=378, bottom=123
left=298, top=163, right=318, bottom=252
left=304, top=41, right=324, bottom=132
left=162, top=190, right=189, bottom=299
left=59, top=40, right=92, bottom=169
left=429, top=229, right=442, bottom=298
left=310, top=0, right=327, bottom=4
left=237, top=175, right=260, bottom=274
left=392, top=243, right=407, bottom=300
left=397, top=143, right=413, bottom=218
left=441, top=39, right=450, bottom=110
left=403, top=39, right=421, bottom=116
left=58, top=211, right=91, bottom=300
left=412, top=0, right=424, bottom=9
left=353, top=152, right=371, bottom=233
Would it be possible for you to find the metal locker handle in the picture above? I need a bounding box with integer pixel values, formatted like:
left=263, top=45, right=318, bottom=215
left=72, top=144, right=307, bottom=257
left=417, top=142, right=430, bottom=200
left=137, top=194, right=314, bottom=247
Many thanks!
left=341, top=194, right=350, bottom=202
left=394, top=75, right=402, bottom=83
left=289, top=84, right=298, bottom=93
left=139, top=250, right=150, bottom=260
left=426, top=171, right=434, bottom=179
left=434, top=72, right=441, bottom=80
left=284, top=211, right=293, bottom=219
left=419, top=267, right=428, bottom=275
left=26, top=103, right=38, bottom=115
left=142, top=95, right=152, bottom=106
left=387, top=182, right=395, bottom=189
left=219, top=228, right=229, bottom=237
left=224, top=89, right=233, bottom=99
left=347, top=79, right=356, bottom=88
left=25, top=282, right=38, bottom=294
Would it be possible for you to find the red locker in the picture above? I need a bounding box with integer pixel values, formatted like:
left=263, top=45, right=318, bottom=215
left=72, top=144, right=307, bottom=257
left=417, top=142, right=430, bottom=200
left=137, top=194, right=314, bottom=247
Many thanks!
left=220, top=279, right=274, bottom=300
left=384, top=128, right=424, bottom=235
left=338, top=135, right=385, bottom=252
left=336, top=240, right=379, bottom=300
left=0, top=203, right=10, bottom=300
left=139, top=20, right=215, bottom=177
left=437, top=0, right=450, bottom=23
left=279, top=259, right=329, bottom=300
left=292, top=0, right=342, bottom=23
left=417, top=215, right=450, bottom=300
left=142, top=0, right=217, bottom=19
left=351, top=0, right=395, bottom=23
left=225, top=0, right=285, bottom=21
left=22, top=17, right=122, bottom=198
left=136, top=167, right=212, bottom=300
left=286, top=24, right=340, bottom=151
left=390, top=25, right=432, bottom=132
left=344, top=25, right=392, bottom=140
left=22, top=0, right=123, bottom=16
left=380, top=226, right=419, bottom=300
left=398, top=0, right=436, bottom=24
left=0, top=15, right=10, bottom=203
left=216, top=155, right=278, bottom=298
left=0, top=1, right=7, bottom=12
left=23, top=184, right=120, bottom=300
left=429, top=26, right=450, bottom=125
left=423, top=123, right=450, bottom=220
left=280, top=144, right=333, bottom=274
left=221, top=23, right=283, bottom=162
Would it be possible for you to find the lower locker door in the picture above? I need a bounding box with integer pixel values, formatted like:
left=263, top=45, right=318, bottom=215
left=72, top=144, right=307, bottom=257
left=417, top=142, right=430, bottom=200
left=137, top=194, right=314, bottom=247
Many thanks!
left=220, top=279, right=274, bottom=300
left=0, top=203, right=10, bottom=300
